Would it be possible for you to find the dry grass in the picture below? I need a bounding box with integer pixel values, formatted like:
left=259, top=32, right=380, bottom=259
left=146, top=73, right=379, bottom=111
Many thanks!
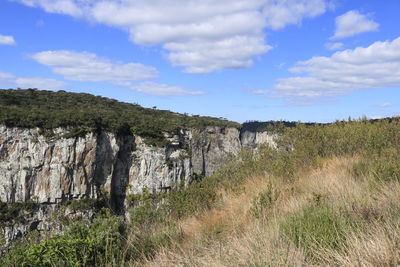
left=143, top=157, right=400, bottom=267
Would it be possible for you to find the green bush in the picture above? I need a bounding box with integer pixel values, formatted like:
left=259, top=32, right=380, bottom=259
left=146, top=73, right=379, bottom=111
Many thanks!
left=353, top=148, right=400, bottom=182
left=280, top=205, right=353, bottom=261
left=1, top=212, right=126, bottom=266
left=166, top=177, right=219, bottom=218
left=65, top=198, right=106, bottom=212
left=127, top=190, right=167, bottom=229
left=0, top=201, right=38, bottom=225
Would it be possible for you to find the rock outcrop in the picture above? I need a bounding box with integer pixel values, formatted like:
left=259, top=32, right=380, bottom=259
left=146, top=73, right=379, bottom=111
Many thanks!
left=0, top=124, right=277, bottom=249
left=0, top=125, right=242, bottom=206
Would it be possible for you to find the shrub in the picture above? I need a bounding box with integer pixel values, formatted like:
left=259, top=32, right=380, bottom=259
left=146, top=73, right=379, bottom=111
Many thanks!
left=250, top=182, right=280, bottom=218
left=65, top=198, right=106, bottom=212
left=0, top=212, right=126, bottom=266
left=280, top=205, right=353, bottom=261
left=166, top=177, right=219, bottom=218
left=0, top=201, right=39, bottom=225
left=353, top=148, right=400, bottom=182
left=127, top=190, right=167, bottom=229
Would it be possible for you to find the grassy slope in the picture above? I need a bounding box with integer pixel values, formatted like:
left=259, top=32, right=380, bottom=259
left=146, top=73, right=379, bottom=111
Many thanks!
left=146, top=157, right=400, bottom=266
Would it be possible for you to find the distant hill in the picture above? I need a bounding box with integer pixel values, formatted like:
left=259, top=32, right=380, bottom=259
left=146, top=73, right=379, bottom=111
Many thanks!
left=0, top=89, right=239, bottom=143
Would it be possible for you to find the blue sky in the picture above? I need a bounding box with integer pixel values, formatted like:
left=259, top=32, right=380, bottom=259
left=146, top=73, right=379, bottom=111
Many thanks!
left=0, top=0, right=399, bottom=123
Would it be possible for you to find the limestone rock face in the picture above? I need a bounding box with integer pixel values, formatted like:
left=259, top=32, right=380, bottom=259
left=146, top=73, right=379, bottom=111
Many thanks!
left=0, top=124, right=277, bottom=249
left=190, top=127, right=241, bottom=176
left=0, top=126, right=120, bottom=203
left=240, top=130, right=277, bottom=149
left=0, top=204, right=94, bottom=255
left=127, top=135, right=191, bottom=195
left=0, top=125, right=242, bottom=205
left=127, top=127, right=241, bottom=194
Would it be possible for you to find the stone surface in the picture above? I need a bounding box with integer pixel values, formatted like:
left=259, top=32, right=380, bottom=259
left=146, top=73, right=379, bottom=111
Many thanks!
left=0, top=125, right=244, bottom=205
left=240, top=130, right=277, bottom=149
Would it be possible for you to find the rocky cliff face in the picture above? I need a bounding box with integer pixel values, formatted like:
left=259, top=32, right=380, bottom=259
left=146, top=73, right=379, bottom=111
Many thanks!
left=0, top=124, right=275, bottom=249
left=0, top=125, right=243, bottom=206
left=240, top=129, right=277, bottom=149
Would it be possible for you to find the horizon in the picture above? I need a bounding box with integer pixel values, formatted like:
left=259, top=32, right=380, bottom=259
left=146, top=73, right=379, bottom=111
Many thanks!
left=1, top=0, right=400, bottom=123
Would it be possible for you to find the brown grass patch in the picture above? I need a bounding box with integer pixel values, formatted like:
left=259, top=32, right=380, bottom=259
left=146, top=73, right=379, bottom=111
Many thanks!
left=143, top=157, right=400, bottom=267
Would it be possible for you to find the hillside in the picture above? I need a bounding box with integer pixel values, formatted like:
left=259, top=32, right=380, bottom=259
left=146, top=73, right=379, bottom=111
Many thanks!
left=147, top=156, right=400, bottom=266
left=2, top=116, right=400, bottom=266
left=0, top=89, right=239, bottom=145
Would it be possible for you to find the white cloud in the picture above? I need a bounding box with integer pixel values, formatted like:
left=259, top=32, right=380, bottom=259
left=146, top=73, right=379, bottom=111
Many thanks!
left=263, top=0, right=327, bottom=30
left=331, top=10, right=379, bottom=39
left=0, top=71, right=67, bottom=90
left=272, top=37, right=400, bottom=100
left=0, top=34, right=16, bottom=45
left=13, top=0, right=330, bottom=73
left=31, top=50, right=158, bottom=82
left=30, top=50, right=202, bottom=96
left=165, top=36, right=271, bottom=73
left=325, top=42, right=343, bottom=51
left=127, top=81, right=205, bottom=96
left=14, top=0, right=84, bottom=16
left=378, top=102, right=392, bottom=108
left=251, top=89, right=268, bottom=95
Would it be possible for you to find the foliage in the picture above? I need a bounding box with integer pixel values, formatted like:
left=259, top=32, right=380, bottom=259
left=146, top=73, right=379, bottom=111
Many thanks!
left=0, top=89, right=239, bottom=145
left=0, top=211, right=126, bottom=266
left=0, top=201, right=38, bottom=226
left=166, top=177, right=219, bottom=219
left=280, top=205, right=353, bottom=261
left=353, top=148, right=400, bottom=182
left=249, top=182, right=280, bottom=218
left=65, top=198, right=107, bottom=212
left=127, top=189, right=167, bottom=229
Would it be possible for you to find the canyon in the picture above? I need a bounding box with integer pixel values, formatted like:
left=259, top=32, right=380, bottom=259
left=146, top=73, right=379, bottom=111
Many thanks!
left=0, top=123, right=274, bottom=248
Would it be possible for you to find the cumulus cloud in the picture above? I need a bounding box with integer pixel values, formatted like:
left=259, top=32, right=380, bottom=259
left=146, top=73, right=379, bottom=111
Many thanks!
left=272, top=37, right=400, bottom=100
left=325, top=42, right=343, bottom=51
left=13, top=0, right=85, bottom=16
left=0, top=34, right=16, bottom=45
left=263, top=0, right=327, bottom=30
left=31, top=50, right=158, bottom=82
left=0, top=71, right=67, bottom=90
left=30, top=50, right=202, bottom=96
left=13, top=0, right=330, bottom=73
left=331, top=10, right=379, bottom=39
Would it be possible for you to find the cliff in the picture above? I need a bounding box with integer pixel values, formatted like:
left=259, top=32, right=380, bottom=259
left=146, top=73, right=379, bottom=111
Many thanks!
left=0, top=125, right=247, bottom=206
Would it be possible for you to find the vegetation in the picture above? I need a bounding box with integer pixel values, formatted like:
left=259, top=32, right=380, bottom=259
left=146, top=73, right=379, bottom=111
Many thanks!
left=64, top=198, right=107, bottom=212
left=2, top=115, right=400, bottom=265
left=0, top=201, right=38, bottom=226
left=0, top=89, right=239, bottom=145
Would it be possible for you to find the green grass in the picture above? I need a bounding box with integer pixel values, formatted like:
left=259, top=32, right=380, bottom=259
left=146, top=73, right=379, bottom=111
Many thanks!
left=280, top=205, right=353, bottom=261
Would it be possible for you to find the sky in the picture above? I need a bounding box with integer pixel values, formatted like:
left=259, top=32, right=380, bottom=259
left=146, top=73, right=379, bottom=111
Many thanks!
left=0, top=0, right=399, bottom=123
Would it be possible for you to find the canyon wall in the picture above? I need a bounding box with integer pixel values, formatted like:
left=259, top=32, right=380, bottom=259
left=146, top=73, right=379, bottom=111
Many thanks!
left=0, top=124, right=277, bottom=249
left=0, top=126, right=248, bottom=205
